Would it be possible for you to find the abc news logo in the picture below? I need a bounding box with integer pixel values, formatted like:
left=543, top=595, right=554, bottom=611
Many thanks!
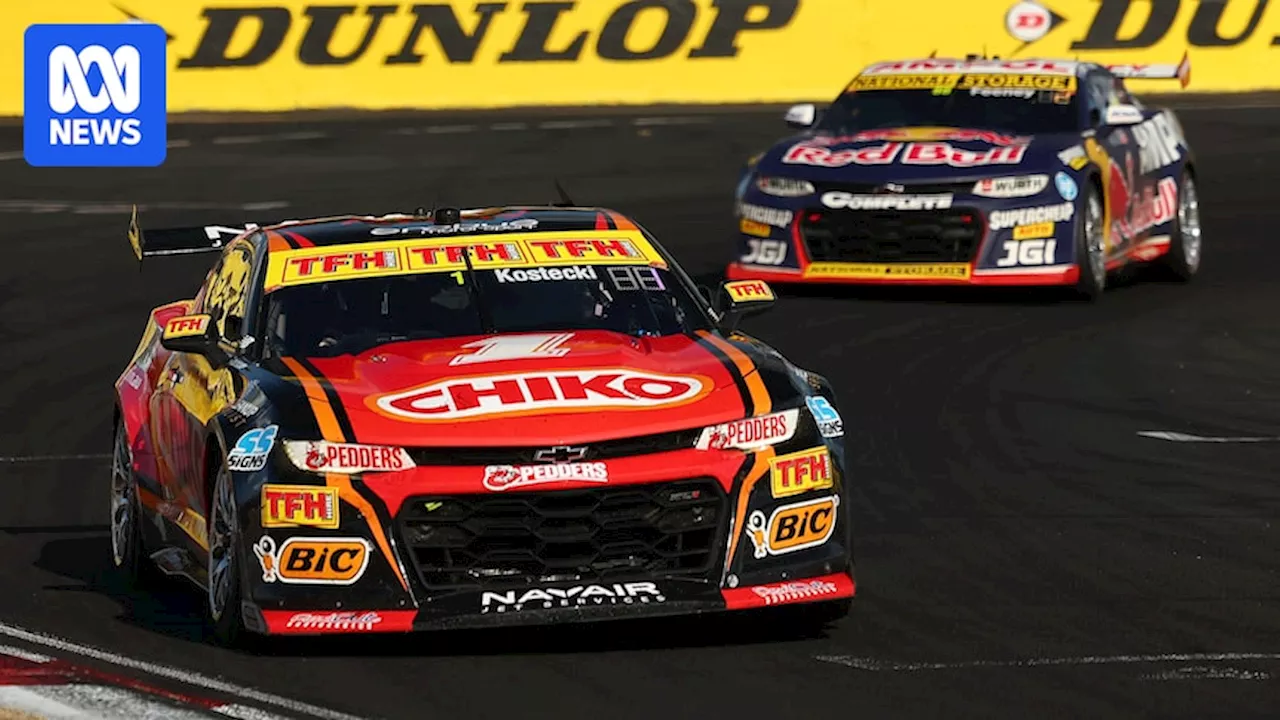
left=24, top=24, right=166, bottom=167
left=48, top=44, right=143, bottom=147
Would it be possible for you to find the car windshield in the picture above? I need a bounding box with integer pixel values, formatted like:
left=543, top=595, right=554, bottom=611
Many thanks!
left=817, top=86, right=1080, bottom=136
left=262, top=263, right=716, bottom=358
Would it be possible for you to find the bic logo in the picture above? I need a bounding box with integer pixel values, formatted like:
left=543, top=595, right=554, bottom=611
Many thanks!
left=23, top=23, right=167, bottom=167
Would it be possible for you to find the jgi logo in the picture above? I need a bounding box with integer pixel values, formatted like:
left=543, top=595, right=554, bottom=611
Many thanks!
left=23, top=23, right=167, bottom=167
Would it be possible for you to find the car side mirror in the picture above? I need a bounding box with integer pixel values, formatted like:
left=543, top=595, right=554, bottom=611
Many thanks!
left=717, top=280, right=776, bottom=334
left=160, top=313, right=228, bottom=365
left=784, top=103, right=818, bottom=129
left=1103, top=104, right=1144, bottom=126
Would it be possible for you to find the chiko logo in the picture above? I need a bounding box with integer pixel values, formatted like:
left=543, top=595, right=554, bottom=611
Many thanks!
left=697, top=409, right=799, bottom=450
left=284, top=612, right=384, bottom=632
left=372, top=370, right=709, bottom=421
left=227, top=425, right=278, bottom=472
left=751, top=579, right=841, bottom=606
left=483, top=462, right=609, bottom=491
left=481, top=582, right=666, bottom=613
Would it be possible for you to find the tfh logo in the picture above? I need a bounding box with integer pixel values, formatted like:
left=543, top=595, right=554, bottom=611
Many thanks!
left=24, top=23, right=167, bottom=167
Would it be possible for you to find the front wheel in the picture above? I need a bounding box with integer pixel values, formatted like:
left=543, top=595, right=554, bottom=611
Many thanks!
left=207, top=458, right=249, bottom=647
left=110, top=421, right=153, bottom=586
left=1074, top=186, right=1107, bottom=301
left=1160, top=171, right=1202, bottom=281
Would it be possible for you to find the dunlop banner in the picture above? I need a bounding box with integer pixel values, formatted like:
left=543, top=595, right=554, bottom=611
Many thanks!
left=4, top=0, right=1278, bottom=115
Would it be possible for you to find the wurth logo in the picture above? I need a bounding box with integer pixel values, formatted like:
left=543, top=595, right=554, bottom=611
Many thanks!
left=371, top=369, right=710, bottom=421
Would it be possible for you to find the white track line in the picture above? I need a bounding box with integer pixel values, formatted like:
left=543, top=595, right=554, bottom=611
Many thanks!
left=816, top=651, right=1280, bottom=673
left=0, top=621, right=370, bottom=720
left=0, top=454, right=110, bottom=463
left=1137, top=430, right=1280, bottom=443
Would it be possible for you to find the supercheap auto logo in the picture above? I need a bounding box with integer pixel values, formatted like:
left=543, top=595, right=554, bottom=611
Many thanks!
left=23, top=23, right=167, bottom=167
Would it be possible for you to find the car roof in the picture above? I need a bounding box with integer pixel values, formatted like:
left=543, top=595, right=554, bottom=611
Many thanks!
left=250, top=206, right=671, bottom=293
left=253, top=206, right=643, bottom=250
left=858, top=58, right=1095, bottom=78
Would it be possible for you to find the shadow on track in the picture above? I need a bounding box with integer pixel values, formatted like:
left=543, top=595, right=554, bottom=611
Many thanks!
left=29, top=531, right=847, bottom=657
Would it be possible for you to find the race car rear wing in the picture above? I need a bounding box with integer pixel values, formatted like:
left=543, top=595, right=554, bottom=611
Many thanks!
left=1105, top=52, right=1191, bottom=89
left=127, top=205, right=259, bottom=263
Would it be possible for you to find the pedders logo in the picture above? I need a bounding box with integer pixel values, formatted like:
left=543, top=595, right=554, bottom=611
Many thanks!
left=284, top=441, right=414, bottom=474
left=371, top=369, right=711, bottom=421
left=483, top=462, right=609, bottom=492
left=697, top=409, right=799, bottom=450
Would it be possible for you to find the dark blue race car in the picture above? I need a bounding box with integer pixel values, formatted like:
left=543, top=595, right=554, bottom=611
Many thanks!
left=727, top=54, right=1199, bottom=299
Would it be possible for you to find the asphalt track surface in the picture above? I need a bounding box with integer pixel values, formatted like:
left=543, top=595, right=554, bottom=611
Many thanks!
left=1, top=101, right=1279, bottom=719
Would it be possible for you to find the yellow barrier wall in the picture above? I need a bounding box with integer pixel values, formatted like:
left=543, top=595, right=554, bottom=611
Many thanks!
left=4, top=0, right=1277, bottom=115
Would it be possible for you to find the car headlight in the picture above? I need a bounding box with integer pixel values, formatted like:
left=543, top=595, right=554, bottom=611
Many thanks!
left=696, top=408, right=800, bottom=450
left=756, top=176, right=815, bottom=198
left=971, top=174, right=1050, bottom=199
left=284, top=440, right=415, bottom=474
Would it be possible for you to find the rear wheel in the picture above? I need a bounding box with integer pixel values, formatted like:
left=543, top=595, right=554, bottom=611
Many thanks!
left=1160, top=171, right=1202, bottom=281
left=110, top=421, right=153, bottom=586
left=207, top=459, right=249, bottom=647
left=1075, top=186, right=1106, bottom=301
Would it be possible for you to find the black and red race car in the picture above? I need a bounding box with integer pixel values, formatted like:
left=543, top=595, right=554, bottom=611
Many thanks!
left=728, top=54, right=1200, bottom=298
left=112, top=204, right=854, bottom=644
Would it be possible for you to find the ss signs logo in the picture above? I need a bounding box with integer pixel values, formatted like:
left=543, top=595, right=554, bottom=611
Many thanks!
left=24, top=23, right=167, bottom=167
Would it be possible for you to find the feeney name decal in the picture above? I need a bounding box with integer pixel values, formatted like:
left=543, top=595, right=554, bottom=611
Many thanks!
left=266, top=231, right=667, bottom=289
left=769, top=446, right=834, bottom=498
left=371, top=369, right=710, bottom=421
left=481, top=582, right=666, bottom=613
left=163, top=314, right=210, bottom=338
left=261, top=484, right=340, bottom=529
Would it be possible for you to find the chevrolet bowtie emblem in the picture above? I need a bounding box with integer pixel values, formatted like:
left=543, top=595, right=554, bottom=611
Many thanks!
left=533, top=445, right=588, bottom=463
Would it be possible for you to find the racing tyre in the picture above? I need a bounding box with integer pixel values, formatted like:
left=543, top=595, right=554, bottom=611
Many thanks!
left=1074, top=184, right=1107, bottom=301
left=207, top=458, right=250, bottom=647
left=1160, top=171, right=1202, bottom=281
left=110, top=421, right=156, bottom=587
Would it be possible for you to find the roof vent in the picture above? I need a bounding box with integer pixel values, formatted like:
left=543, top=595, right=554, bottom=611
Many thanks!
left=433, top=207, right=461, bottom=224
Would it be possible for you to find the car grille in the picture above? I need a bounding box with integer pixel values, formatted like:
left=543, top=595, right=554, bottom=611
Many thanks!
left=801, top=207, right=984, bottom=264
left=405, top=428, right=702, bottom=467
left=396, top=478, right=727, bottom=592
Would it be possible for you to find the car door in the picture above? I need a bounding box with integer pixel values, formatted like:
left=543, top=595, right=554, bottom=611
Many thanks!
left=151, top=241, right=256, bottom=554
left=1083, top=69, right=1142, bottom=261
